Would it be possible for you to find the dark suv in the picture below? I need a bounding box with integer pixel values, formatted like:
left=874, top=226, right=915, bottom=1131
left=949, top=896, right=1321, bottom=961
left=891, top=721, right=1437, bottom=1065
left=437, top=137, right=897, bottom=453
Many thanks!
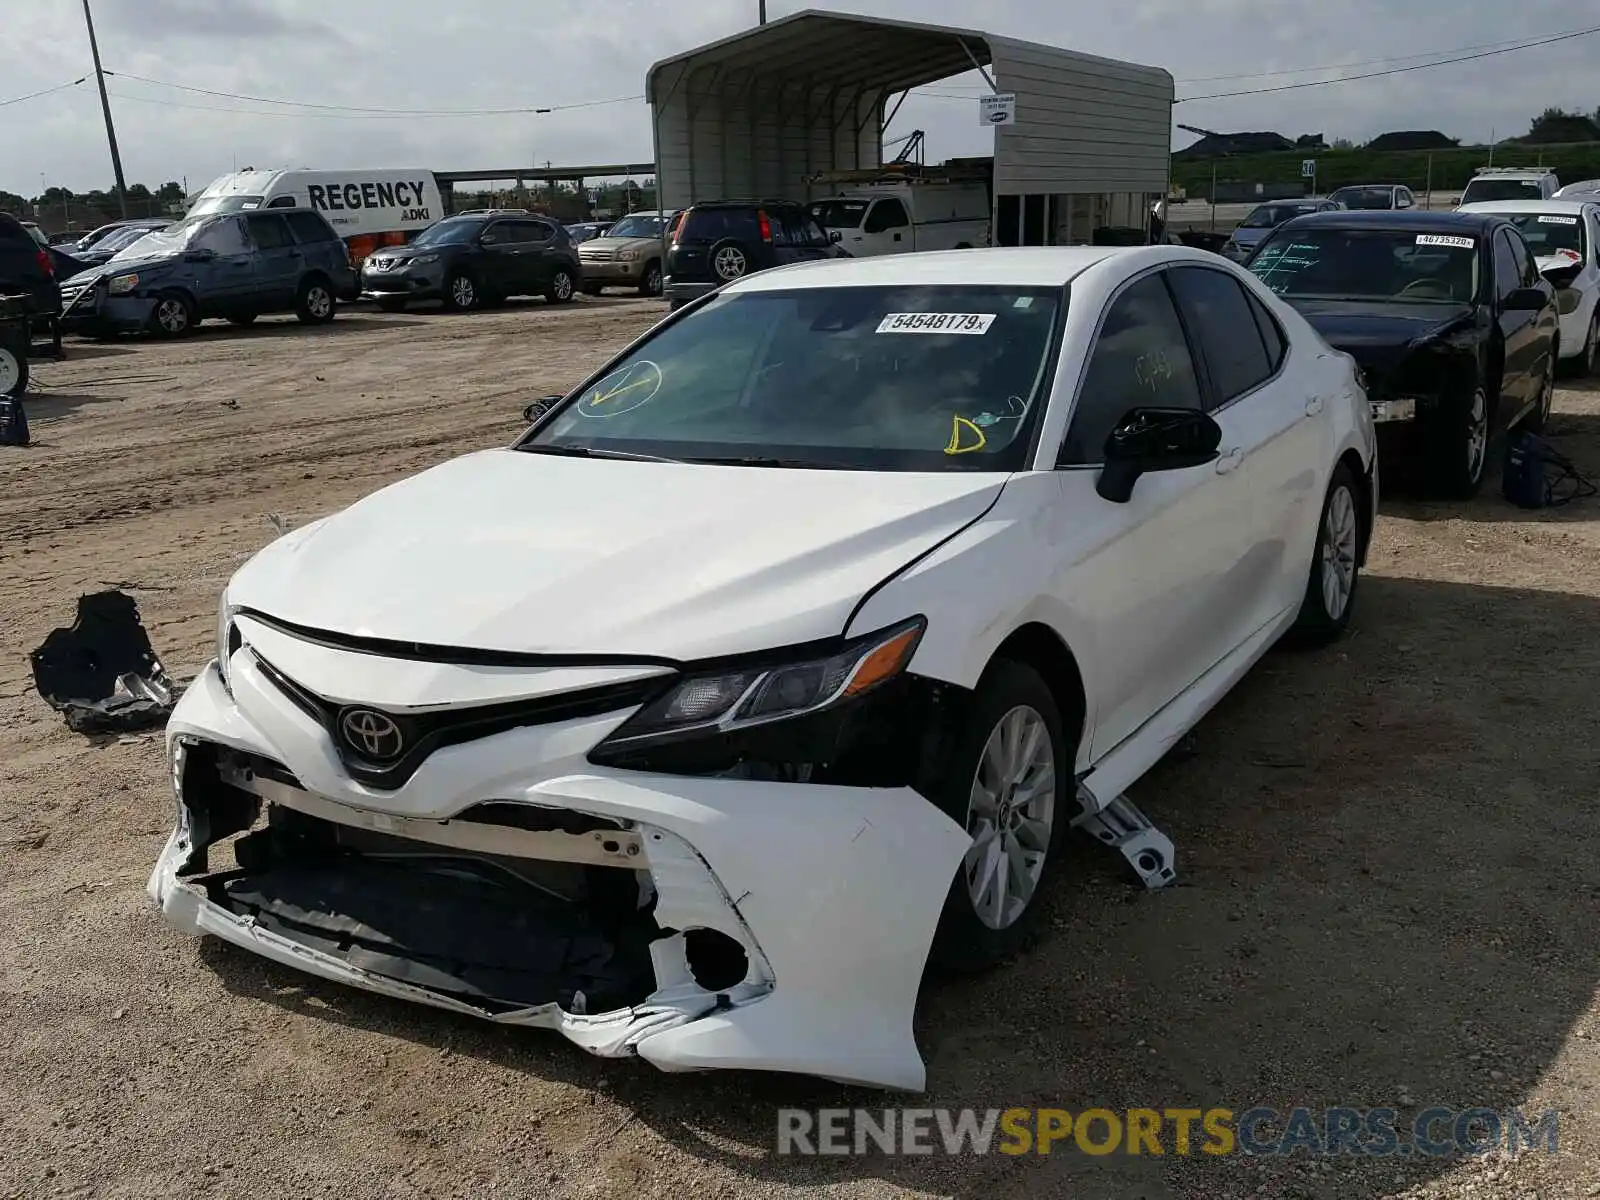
left=361, top=211, right=582, bottom=312
left=0, top=212, right=60, bottom=341
left=663, top=201, right=848, bottom=310
left=58, top=208, right=357, bottom=337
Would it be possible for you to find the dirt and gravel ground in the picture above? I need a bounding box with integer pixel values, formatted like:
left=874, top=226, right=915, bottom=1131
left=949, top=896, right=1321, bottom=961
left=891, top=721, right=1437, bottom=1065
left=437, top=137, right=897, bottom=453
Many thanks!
left=2, top=300, right=1599, bottom=1200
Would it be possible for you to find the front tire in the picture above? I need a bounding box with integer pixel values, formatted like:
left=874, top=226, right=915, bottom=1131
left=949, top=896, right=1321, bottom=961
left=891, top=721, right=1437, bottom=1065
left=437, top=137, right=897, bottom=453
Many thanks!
left=927, top=660, right=1072, bottom=974
left=1420, top=376, right=1489, bottom=499
left=295, top=277, right=336, bottom=325
left=637, top=261, right=663, bottom=297
left=1289, top=463, right=1363, bottom=646
left=443, top=272, right=479, bottom=311
left=148, top=290, right=196, bottom=338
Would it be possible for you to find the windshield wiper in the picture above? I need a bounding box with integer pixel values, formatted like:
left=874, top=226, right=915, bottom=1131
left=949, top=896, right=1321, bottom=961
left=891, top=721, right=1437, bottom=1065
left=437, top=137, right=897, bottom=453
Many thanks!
left=688, top=455, right=837, bottom=469
left=520, top=443, right=678, bottom=463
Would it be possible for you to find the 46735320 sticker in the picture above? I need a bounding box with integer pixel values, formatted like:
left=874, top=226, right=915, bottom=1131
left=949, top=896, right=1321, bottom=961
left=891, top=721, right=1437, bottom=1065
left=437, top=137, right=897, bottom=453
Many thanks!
left=876, top=312, right=996, bottom=335
left=1416, top=234, right=1475, bottom=249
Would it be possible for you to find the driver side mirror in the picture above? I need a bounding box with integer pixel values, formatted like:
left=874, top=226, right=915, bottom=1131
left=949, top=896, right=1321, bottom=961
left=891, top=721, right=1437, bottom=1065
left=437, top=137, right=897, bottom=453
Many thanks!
left=522, top=395, right=561, bottom=423
left=1096, top=407, right=1223, bottom=503
left=480, top=234, right=499, bottom=245
left=1504, top=286, right=1548, bottom=312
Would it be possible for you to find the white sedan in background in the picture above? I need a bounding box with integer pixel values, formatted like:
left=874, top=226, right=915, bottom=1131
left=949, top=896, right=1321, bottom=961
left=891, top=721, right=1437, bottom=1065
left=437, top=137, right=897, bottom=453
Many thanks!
left=1458, top=198, right=1600, bottom=376
left=149, top=246, right=1377, bottom=1091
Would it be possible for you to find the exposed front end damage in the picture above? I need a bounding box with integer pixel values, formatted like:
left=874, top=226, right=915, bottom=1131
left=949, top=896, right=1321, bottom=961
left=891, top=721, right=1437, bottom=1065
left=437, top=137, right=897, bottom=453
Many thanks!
left=149, top=663, right=970, bottom=1090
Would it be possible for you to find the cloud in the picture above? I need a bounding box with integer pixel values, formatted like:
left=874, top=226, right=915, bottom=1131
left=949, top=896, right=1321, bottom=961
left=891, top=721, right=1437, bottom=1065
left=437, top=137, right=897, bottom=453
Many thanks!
left=2, top=0, right=1597, bottom=195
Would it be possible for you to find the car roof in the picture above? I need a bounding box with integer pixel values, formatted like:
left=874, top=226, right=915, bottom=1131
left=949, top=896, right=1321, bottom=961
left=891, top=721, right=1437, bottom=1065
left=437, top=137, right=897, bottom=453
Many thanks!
left=688, top=199, right=809, bottom=210
left=1457, top=199, right=1597, bottom=217
left=1330, top=183, right=1406, bottom=190
left=1277, top=209, right=1506, bottom=235
left=720, top=245, right=1234, bottom=293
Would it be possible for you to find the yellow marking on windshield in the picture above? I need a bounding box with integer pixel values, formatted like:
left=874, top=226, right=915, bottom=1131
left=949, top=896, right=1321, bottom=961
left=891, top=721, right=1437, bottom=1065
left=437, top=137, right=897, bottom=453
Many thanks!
left=944, top=415, right=988, bottom=455
left=587, top=376, right=655, bottom=406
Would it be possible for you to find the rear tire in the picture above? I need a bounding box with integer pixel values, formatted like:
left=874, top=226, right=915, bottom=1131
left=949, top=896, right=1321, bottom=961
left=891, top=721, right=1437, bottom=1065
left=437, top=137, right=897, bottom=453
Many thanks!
left=1288, top=463, right=1363, bottom=647
left=295, top=277, right=336, bottom=325
left=546, top=269, right=575, bottom=304
left=1574, top=309, right=1599, bottom=379
left=0, top=345, right=27, bottom=397
left=1521, top=345, right=1556, bottom=433
left=927, top=660, right=1073, bottom=975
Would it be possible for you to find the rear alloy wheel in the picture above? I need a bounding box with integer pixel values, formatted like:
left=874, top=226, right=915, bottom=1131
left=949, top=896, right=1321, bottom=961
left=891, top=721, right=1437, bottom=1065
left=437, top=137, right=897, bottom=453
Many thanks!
left=1290, top=463, right=1363, bottom=646
left=928, top=660, right=1070, bottom=974
left=295, top=279, right=336, bottom=325
left=444, top=273, right=479, bottom=311
left=1422, top=380, right=1489, bottom=499
left=149, top=291, right=195, bottom=338
left=0, top=345, right=26, bottom=397
left=547, top=270, right=575, bottom=304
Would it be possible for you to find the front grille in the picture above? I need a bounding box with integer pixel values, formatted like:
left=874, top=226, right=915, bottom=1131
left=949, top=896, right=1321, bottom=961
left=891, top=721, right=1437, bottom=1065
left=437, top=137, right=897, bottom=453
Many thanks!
left=579, top=248, right=615, bottom=262
left=252, top=652, right=668, bottom=791
left=368, top=257, right=395, bottom=270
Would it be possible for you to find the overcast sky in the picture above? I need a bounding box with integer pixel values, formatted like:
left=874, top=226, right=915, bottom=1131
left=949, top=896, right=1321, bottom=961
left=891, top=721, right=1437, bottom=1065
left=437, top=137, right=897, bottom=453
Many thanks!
left=3, top=0, right=1596, bottom=195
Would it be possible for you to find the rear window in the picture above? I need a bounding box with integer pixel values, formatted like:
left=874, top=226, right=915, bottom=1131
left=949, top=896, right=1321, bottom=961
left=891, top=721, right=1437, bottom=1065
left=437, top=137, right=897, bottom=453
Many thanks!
left=1461, top=179, right=1546, bottom=204
left=522, top=284, right=1065, bottom=472
left=681, top=208, right=760, bottom=241
left=285, top=211, right=337, bottom=245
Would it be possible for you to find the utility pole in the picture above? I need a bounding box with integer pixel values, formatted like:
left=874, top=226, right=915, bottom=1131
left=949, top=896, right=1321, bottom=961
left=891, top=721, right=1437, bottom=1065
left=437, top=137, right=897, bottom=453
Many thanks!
left=759, top=1, right=767, bottom=22
left=80, top=0, right=128, bottom=217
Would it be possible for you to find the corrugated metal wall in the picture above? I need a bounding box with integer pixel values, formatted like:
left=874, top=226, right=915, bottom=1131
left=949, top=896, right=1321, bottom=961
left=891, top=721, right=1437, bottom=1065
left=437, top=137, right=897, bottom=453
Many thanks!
left=652, top=62, right=884, bottom=210
left=989, top=37, right=1174, bottom=195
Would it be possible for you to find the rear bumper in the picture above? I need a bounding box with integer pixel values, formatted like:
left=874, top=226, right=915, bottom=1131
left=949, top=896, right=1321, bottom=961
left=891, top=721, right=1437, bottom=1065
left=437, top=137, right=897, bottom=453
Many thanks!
left=149, top=659, right=968, bottom=1090
left=662, top=278, right=720, bottom=309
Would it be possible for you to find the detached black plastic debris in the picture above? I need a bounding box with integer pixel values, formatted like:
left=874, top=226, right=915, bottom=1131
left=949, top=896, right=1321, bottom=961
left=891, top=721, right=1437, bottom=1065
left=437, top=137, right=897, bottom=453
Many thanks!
left=30, top=590, right=178, bottom=734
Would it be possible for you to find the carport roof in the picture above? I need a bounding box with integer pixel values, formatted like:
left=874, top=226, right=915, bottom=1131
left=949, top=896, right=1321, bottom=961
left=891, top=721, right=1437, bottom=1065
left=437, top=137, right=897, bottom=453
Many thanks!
left=647, top=9, right=997, bottom=102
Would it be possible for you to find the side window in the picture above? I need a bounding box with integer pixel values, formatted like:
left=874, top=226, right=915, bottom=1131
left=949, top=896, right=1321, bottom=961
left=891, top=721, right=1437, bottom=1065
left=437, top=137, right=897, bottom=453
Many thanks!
left=1507, top=230, right=1537, bottom=285
left=1059, top=272, right=1203, bottom=466
left=1244, top=287, right=1287, bottom=370
left=481, top=221, right=514, bottom=245
left=517, top=221, right=552, bottom=244
left=245, top=214, right=293, bottom=250
left=1492, top=231, right=1521, bottom=299
left=192, top=216, right=250, bottom=255
left=1166, top=266, right=1273, bottom=408
left=864, top=198, right=910, bottom=234
left=266, top=196, right=296, bottom=209
left=285, top=211, right=335, bottom=245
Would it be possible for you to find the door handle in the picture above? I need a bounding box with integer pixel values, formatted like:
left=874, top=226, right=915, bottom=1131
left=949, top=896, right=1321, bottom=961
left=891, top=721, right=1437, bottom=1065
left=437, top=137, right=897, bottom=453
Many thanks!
left=1305, top=395, right=1324, bottom=416
left=1215, top=447, right=1244, bottom=475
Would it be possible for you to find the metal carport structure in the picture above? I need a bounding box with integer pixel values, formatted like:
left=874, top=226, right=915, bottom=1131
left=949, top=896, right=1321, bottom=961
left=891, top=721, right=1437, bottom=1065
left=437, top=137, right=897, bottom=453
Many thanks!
left=647, top=9, right=1175, bottom=246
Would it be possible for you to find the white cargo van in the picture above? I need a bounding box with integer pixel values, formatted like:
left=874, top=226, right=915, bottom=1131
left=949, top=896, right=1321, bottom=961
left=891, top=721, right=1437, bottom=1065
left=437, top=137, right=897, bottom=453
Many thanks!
left=809, top=182, right=990, bottom=257
left=187, top=168, right=444, bottom=266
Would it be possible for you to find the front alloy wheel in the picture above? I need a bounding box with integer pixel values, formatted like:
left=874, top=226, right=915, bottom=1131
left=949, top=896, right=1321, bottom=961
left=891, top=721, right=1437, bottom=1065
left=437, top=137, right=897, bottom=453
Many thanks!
left=928, top=660, right=1070, bottom=974
left=1423, top=381, right=1489, bottom=499
left=446, top=273, right=478, bottom=311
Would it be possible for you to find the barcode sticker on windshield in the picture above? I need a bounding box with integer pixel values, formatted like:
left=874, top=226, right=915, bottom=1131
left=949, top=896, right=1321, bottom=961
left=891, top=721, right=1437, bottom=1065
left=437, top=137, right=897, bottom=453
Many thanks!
left=1539, top=215, right=1579, bottom=224
left=1416, top=234, right=1475, bottom=248
left=877, top=312, right=996, bottom=335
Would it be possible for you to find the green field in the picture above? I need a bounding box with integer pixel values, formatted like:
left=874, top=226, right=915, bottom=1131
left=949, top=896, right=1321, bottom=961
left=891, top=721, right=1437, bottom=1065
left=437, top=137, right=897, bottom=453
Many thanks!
left=1171, top=141, right=1600, bottom=197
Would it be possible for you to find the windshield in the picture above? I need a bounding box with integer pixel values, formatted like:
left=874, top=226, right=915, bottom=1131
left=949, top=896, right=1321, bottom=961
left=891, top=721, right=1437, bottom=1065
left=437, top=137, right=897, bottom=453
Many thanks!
left=188, top=195, right=266, bottom=215
left=520, top=285, right=1064, bottom=471
left=1329, top=187, right=1396, bottom=210
left=96, top=225, right=162, bottom=254
left=411, top=218, right=480, bottom=247
left=604, top=214, right=667, bottom=239
left=1461, top=179, right=1544, bottom=204
left=1240, top=203, right=1325, bottom=229
left=1249, top=227, right=1480, bottom=304
left=107, top=215, right=226, bottom=263
left=1501, top=212, right=1587, bottom=259
left=810, top=200, right=871, bottom=230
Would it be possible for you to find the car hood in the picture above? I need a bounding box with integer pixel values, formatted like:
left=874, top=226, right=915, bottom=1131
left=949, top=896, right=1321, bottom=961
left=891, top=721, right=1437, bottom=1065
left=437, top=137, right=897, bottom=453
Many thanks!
left=229, top=448, right=1008, bottom=662
left=1535, top=251, right=1585, bottom=276
left=64, top=252, right=177, bottom=287
left=1288, top=300, right=1476, bottom=373
left=578, top=236, right=660, bottom=254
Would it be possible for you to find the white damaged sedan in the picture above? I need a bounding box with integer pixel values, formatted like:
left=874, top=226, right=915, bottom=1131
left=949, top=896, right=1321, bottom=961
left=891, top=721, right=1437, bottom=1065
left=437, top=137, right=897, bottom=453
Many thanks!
left=151, top=246, right=1377, bottom=1091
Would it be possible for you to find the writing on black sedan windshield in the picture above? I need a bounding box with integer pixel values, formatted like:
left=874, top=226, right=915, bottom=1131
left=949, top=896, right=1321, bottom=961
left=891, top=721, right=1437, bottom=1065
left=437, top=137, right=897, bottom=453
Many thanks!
left=1249, top=228, right=1480, bottom=304
left=521, top=285, right=1064, bottom=471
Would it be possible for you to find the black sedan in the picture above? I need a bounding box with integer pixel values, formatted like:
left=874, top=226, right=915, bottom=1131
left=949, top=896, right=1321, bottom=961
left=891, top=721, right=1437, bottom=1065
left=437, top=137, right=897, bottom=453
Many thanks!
left=1245, top=210, right=1559, bottom=498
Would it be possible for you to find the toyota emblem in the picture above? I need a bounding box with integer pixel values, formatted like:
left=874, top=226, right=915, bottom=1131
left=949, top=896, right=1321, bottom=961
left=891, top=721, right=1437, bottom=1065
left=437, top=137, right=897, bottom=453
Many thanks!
left=340, top=708, right=405, bottom=760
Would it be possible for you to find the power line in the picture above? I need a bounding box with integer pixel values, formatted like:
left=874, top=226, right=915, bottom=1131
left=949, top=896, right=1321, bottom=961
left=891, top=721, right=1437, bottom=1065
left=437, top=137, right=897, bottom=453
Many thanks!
left=105, top=70, right=641, bottom=116
left=1180, top=24, right=1600, bottom=101
left=0, top=78, right=87, bottom=107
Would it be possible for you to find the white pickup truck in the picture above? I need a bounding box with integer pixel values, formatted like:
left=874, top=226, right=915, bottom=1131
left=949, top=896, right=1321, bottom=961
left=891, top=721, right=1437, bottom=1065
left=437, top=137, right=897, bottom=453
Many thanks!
left=809, top=182, right=990, bottom=258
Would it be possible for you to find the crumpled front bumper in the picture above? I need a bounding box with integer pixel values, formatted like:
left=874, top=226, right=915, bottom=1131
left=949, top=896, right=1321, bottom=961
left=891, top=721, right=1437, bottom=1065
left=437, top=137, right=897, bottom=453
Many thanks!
left=148, top=658, right=969, bottom=1090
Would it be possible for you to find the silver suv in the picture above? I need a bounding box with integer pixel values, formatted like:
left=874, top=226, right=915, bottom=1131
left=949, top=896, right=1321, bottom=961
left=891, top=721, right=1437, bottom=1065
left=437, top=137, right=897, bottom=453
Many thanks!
left=1458, top=168, right=1560, bottom=207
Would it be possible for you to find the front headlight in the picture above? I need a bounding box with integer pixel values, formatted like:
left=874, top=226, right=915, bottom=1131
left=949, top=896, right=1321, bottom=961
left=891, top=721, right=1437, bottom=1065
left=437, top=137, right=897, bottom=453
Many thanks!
left=594, top=617, right=925, bottom=752
left=215, top=590, right=239, bottom=691
left=617, top=248, right=640, bottom=262
left=410, top=253, right=440, bottom=267
left=108, top=273, right=139, bottom=295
